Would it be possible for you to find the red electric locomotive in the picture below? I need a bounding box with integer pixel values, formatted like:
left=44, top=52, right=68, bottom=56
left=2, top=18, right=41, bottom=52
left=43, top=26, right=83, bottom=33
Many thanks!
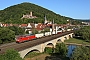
left=15, top=35, right=36, bottom=43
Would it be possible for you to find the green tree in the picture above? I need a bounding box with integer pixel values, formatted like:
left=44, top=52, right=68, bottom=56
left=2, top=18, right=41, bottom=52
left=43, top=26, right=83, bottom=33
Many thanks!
left=74, top=26, right=90, bottom=42
left=55, top=43, right=67, bottom=57
left=44, top=47, right=53, bottom=53
left=25, top=30, right=29, bottom=34
left=0, top=40, right=2, bottom=44
left=41, top=27, right=50, bottom=34
left=8, top=26, right=25, bottom=35
left=0, top=49, right=23, bottom=60
left=0, top=55, right=4, bottom=60
left=70, top=46, right=90, bottom=60
left=0, top=28, right=15, bottom=44
left=44, top=27, right=50, bottom=32
left=32, top=29, right=38, bottom=34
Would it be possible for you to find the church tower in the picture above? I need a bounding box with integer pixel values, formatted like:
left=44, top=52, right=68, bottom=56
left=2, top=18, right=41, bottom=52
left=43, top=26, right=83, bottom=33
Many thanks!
left=30, top=11, right=32, bottom=16
left=52, top=19, right=54, bottom=31
left=44, top=15, right=47, bottom=24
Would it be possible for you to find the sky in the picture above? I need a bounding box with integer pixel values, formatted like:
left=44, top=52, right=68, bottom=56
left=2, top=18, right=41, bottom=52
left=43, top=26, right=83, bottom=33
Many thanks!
left=0, top=0, right=90, bottom=19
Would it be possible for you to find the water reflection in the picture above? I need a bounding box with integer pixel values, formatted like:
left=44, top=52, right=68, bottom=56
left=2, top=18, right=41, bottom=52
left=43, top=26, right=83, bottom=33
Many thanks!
left=67, top=45, right=76, bottom=57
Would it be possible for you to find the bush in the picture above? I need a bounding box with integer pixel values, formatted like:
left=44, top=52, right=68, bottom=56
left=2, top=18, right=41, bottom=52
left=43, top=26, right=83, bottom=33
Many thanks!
left=55, top=43, right=68, bottom=57
left=0, top=49, right=23, bottom=60
left=0, top=28, right=15, bottom=44
left=70, top=46, right=90, bottom=60
left=44, top=47, right=53, bottom=54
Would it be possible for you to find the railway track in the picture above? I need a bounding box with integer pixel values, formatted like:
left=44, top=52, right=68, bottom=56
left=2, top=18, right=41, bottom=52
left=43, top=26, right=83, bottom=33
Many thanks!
left=0, top=31, right=73, bottom=54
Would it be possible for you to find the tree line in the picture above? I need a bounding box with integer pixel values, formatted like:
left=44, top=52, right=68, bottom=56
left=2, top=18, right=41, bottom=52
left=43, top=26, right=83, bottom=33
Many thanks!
left=0, top=26, right=25, bottom=44
left=74, top=26, right=90, bottom=42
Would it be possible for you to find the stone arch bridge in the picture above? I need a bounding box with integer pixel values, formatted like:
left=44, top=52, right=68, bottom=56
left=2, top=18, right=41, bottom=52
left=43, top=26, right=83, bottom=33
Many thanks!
left=19, top=32, right=73, bottom=58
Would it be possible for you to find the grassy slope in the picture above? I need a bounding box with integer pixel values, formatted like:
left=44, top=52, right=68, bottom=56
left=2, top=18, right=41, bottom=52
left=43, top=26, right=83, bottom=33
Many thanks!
left=65, top=38, right=90, bottom=45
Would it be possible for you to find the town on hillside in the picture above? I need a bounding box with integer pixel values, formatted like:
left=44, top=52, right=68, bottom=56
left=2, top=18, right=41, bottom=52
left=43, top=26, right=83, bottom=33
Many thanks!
left=0, top=11, right=89, bottom=35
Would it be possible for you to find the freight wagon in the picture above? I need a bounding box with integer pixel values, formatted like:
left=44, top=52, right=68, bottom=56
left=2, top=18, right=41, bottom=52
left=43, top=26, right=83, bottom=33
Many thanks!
left=15, top=30, right=63, bottom=43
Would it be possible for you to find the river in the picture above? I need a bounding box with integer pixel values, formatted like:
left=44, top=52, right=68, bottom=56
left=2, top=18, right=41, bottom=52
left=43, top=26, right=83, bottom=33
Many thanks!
left=67, top=45, right=76, bottom=57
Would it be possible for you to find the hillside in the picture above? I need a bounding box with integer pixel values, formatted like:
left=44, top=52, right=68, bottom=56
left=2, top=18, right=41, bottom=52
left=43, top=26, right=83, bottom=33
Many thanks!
left=0, top=2, right=75, bottom=24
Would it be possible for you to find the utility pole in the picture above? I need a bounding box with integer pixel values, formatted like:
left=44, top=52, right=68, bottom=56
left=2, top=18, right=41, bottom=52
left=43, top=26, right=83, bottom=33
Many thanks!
left=33, top=21, right=35, bottom=35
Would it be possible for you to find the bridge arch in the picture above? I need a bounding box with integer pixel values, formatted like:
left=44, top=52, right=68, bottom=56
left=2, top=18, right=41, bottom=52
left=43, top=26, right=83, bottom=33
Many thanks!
left=64, top=36, right=67, bottom=40
left=19, top=45, right=42, bottom=58
left=44, top=43, right=54, bottom=53
left=69, top=35, right=72, bottom=38
left=24, top=49, right=40, bottom=58
left=43, top=42, right=54, bottom=50
left=45, top=43, right=54, bottom=48
left=57, top=39, right=62, bottom=43
left=29, top=49, right=40, bottom=53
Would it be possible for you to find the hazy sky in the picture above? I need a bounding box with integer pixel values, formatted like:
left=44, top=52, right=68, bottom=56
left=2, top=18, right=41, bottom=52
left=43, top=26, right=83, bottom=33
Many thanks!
left=0, top=0, right=90, bottom=19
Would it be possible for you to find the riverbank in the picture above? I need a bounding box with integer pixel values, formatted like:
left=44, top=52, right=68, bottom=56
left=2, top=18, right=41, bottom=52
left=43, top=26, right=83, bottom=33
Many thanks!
left=24, top=53, right=69, bottom=60
left=64, top=38, right=90, bottom=46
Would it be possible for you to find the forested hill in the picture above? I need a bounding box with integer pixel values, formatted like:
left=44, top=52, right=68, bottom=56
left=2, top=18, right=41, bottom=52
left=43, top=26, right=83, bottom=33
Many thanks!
left=0, top=2, right=75, bottom=24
